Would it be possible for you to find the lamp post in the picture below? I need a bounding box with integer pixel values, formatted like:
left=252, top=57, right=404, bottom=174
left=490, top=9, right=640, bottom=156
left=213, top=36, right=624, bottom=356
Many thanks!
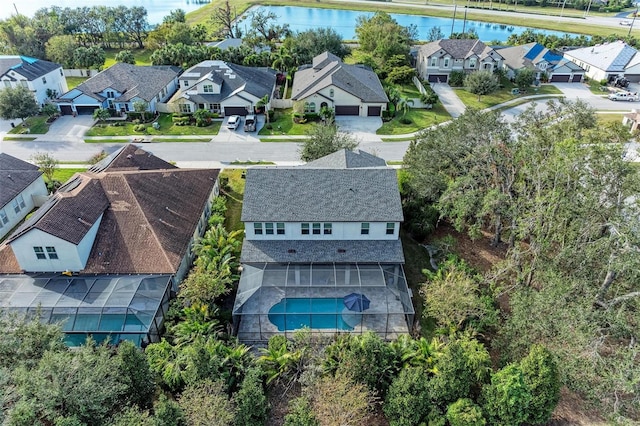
left=629, top=8, right=638, bottom=37
left=583, top=0, right=593, bottom=17
left=560, top=0, right=567, bottom=17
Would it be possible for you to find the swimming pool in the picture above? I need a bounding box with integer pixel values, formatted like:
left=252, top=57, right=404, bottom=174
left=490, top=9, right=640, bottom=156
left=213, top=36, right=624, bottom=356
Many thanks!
left=268, top=298, right=356, bottom=331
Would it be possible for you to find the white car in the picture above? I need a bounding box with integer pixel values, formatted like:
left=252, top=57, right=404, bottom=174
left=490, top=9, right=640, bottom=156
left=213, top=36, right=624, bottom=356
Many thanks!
left=608, top=91, right=639, bottom=102
left=227, top=115, right=241, bottom=130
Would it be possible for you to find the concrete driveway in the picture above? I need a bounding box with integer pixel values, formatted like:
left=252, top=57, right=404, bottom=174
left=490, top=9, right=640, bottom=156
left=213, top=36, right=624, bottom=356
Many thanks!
left=334, top=116, right=383, bottom=142
left=46, top=115, right=95, bottom=138
left=552, top=83, right=637, bottom=111
left=0, top=118, right=15, bottom=137
left=212, top=115, right=263, bottom=143
left=431, top=83, right=466, bottom=118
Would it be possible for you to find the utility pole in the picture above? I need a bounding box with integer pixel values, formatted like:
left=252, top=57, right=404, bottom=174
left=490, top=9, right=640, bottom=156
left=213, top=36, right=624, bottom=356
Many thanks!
left=451, top=3, right=458, bottom=37
left=13, top=3, right=19, bottom=15
left=462, top=6, right=468, bottom=34
left=629, top=8, right=638, bottom=37
left=583, top=0, right=593, bottom=17
left=560, top=0, right=567, bottom=17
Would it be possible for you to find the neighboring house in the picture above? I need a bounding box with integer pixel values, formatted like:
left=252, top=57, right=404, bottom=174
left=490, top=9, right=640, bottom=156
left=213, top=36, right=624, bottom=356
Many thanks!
left=623, top=110, right=640, bottom=132
left=55, top=62, right=181, bottom=115
left=291, top=52, right=388, bottom=117
left=0, top=56, right=68, bottom=106
left=0, top=145, right=220, bottom=346
left=168, top=60, right=277, bottom=116
left=0, top=153, right=48, bottom=241
left=206, top=38, right=270, bottom=54
left=233, top=149, right=414, bottom=342
left=416, top=39, right=504, bottom=83
left=563, top=41, right=640, bottom=82
left=498, top=42, right=585, bottom=83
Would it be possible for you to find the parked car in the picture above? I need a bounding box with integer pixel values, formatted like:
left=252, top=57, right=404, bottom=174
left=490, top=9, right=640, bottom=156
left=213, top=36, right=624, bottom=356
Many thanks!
left=243, top=114, right=256, bottom=132
left=608, top=91, right=639, bottom=101
left=227, top=115, right=241, bottom=130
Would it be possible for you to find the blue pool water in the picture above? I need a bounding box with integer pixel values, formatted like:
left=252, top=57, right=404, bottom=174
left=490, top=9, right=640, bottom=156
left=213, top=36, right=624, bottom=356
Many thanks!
left=249, top=6, right=580, bottom=42
left=268, top=298, right=355, bottom=331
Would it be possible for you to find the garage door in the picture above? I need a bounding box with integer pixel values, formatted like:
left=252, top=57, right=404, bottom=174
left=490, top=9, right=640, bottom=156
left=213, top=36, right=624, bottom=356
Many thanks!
left=367, top=106, right=382, bottom=116
left=59, top=105, right=73, bottom=115
left=624, top=74, right=640, bottom=83
left=571, top=74, right=583, bottom=83
left=427, top=74, right=448, bottom=83
left=335, top=105, right=359, bottom=115
left=75, top=106, right=99, bottom=115
left=224, top=106, right=248, bottom=116
left=549, top=74, right=570, bottom=83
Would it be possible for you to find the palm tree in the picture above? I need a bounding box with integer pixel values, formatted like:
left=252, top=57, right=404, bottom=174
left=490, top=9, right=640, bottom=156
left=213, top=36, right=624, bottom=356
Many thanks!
left=385, top=86, right=401, bottom=116
left=271, top=47, right=294, bottom=73
left=256, top=94, right=271, bottom=124
left=396, top=96, right=414, bottom=118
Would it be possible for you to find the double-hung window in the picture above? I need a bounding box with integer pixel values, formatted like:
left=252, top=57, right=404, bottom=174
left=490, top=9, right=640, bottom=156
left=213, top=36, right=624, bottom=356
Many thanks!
left=301, top=223, right=310, bottom=235
left=17, top=194, right=25, bottom=209
left=11, top=199, right=20, bottom=214
left=323, top=223, right=332, bottom=235
left=276, top=223, right=285, bottom=235
left=361, top=223, right=370, bottom=235
left=33, top=247, right=46, bottom=260
left=265, top=223, right=274, bottom=235
left=0, top=209, right=8, bottom=225
left=254, top=222, right=263, bottom=235
left=386, top=223, right=395, bottom=235
left=46, top=247, right=58, bottom=260
left=312, top=223, right=321, bottom=235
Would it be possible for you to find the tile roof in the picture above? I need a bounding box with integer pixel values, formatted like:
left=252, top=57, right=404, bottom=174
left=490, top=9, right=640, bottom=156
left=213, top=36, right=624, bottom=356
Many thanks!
left=302, top=149, right=387, bottom=168
left=564, top=41, right=638, bottom=72
left=0, top=56, right=61, bottom=81
left=241, top=239, right=405, bottom=264
left=241, top=167, right=403, bottom=222
left=69, top=63, right=181, bottom=103
left=291, top=52, right=388, bottom=103
left=0, top=153, right=43, bottom=209
left=419, top=39, right=501, bottom=61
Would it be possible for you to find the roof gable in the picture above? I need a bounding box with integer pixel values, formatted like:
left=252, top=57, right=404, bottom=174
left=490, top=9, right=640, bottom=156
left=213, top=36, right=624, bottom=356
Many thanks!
left=0, top=153, right=43, bottom=209
left=0, top=56, right=61, bottom=81
left=303, top=149, right=387, bottom=168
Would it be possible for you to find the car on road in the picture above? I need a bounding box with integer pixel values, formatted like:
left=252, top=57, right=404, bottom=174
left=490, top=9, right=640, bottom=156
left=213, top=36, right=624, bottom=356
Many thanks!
left=243, top=114, right=256, bottom=132
left=608, top=91, right=639, bottom=102
left=227, top=115, right=241, bottom=130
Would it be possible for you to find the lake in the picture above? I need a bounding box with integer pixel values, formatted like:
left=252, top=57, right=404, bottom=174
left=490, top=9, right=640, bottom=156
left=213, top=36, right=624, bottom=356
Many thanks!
left=1, top=0, right=210, bottom=25
left=247, top=5, right=577, bottom=42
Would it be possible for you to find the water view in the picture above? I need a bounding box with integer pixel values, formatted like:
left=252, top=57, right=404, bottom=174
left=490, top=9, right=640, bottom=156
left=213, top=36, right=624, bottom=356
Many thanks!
left=249, top=5, right=577, bottom=42
left=1, top=0, right=210, bottom=25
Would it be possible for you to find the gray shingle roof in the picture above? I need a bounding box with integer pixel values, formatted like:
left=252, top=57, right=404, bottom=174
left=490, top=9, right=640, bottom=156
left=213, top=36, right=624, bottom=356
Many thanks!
left=498, top=42, right=584, bottom=74
left=241, top=239, right=405, bottom=263
left=0, top=153, right=42, bottom=209
left=241, top=167, right=403, bottom=222
left=302, top=149, right=387, bottom=169
left=0, top=56, right=61, bottom=81
left=292, top=52, right=388, bottom=103
left=70, top=63, right=181, bottom=103
left=419, top=39, right=501, bottom=61
left=89, top=144, right=177, bottom=172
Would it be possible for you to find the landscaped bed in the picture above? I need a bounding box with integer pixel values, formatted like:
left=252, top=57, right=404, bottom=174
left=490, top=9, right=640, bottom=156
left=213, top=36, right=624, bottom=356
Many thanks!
left=84, top=113, right=221, bottom=136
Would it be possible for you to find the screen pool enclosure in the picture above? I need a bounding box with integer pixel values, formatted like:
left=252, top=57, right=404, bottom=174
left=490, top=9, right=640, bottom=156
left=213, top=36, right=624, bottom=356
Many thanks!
left=233, top=263, right=414, bottom=341
left=0, top=274, right=172, bottom=347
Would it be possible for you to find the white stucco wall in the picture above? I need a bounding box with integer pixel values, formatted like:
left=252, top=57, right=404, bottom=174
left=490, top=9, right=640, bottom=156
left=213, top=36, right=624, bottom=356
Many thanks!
left=0, top=177, right=48, bottom=240
left=245, top=221, right=400, bottom=241
left=298, top=85, right=386, bottom=117
left=563, top=54, right=606, bottom=81
left=1, top=66, right=68, bottom=105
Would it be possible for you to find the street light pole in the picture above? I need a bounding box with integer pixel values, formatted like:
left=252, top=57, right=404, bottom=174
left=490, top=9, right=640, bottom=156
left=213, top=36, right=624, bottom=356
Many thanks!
left=583, top=0, right=593, bottom=18
left=629, top=9, right=638, bottom=37
left=560, top=0, right=567, bottom=17
left=451, top=3, right=458, bottom=37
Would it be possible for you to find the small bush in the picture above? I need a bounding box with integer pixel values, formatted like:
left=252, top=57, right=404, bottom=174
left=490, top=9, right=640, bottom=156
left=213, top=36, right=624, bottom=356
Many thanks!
left=400, top=117, right=412, bottom=125
left=266, top=124, right=273, bottom=130
left=284, top=396, right=319, bottom=426
left=132, top=119, right=141, bottom=125
left=449, top=70, right=466, bottom=87
left=133, top=124, right=146, bottom=132
left=304, top=113, right=320, bottom=121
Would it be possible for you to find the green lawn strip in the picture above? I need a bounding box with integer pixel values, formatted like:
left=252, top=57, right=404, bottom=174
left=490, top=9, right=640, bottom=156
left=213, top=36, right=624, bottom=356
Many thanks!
left=587, top=79, right=610, bottom=95
left=387, top=161, right=404, bottom=165
left=258, top=109, right=311, bottom=135
left=397, top=82, right=422, bottom=99
left=51, top=168, right=87, bottom=183
left=220, top=169, right=246, bottom=233
left=8, top=116, right=49, bottom=134
left=3, top=136, right=37, bottom=141
left=377, top=105, right=451, bottom=135
left=490, top=95, right=564, bottom=113
left=85, top=114, right=221, bottom=136
left=230, top=160, right=276, bottom=165
left=103, top=49, right=153, bottom=68
left=454, top=83, right=561, bottom=110
left=65, top=76, right=88, bottom=90
left=151, top=137, right=211, bottom=142
left=596, top=112, right=626, bottom=125
left=84, top=138, right=131, bottom=143
left=260, top=137, right=307, bottom=142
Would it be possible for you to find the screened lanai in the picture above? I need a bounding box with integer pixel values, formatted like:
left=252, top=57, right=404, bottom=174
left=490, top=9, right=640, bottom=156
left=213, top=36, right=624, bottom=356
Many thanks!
left=233, top=263, right=414, bottom=342
left=0, top=274, right=172, bottom=346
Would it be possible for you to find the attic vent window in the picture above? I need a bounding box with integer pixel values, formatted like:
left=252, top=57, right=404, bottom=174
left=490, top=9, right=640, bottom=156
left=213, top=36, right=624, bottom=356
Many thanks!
left=287, top=249, right=297, bottom=254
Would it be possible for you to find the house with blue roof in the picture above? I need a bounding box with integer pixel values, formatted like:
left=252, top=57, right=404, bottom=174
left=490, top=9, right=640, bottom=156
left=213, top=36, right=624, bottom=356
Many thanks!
left=498, top=42, right=585, bottom=83
left=0, top=56, right=68, bottom=105
left=563, top=41, right=640, bottom=82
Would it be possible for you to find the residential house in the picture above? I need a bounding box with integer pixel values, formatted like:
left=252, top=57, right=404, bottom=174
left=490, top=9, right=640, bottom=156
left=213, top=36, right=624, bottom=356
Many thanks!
left=563, top=41, right=640, bottom=82
left=291, top=52, right=388, bottom=116
left=168, top=60, right=277, bottom=116
left=623, top=110, right=640, bottom=132
left=416, top=39, right=504, bottom=83
left=0, top=56, right=68, bottom=106
left=0, top=153, right=48, bottom=241
left=55, top=63, right=181, bottom=115
left=233, top=149, right=414, bottom=342
left=498, top=42, right=585, bottom=83
left=0, top=145, right=220, bottom=345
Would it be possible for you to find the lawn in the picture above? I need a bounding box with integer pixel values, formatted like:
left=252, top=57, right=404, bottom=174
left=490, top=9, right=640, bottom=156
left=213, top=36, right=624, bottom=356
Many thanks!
left=397, top=83, right=422, bottom=99
left=220, top=169, right=246, bottom=233
left=51, top=168, right=87, bottom=184
left=454, top=83, right=562, bottom=110
left=103, top=49, right=153, bottom=68
left=8, top=116, right=49, bottom=134
left=66, top=77, right=88, bottom=90
left=258, top=109, right=312, bottom=136
left=85, top=114, right=221, bottom=136
left=587, top=78, right=609, bottom=95
left=597, top=113, right=625, bottom=125
left=377, top=104, right=451, bottom=135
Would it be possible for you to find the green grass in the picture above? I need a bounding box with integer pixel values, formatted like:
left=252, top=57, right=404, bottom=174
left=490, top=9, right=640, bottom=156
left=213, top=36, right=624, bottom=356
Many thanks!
left=258, top=109, right=312, bottom=135
left=491, top=95, right=563, bottom=113
left=151, top=137, right=211, bottom=142
left=377, top=105, right=451, bottom=135
left=103, top=49, right=153, bottom=68
left=260, top=137, right=307, bottom=142
left=230, top=160, right=276, bottom=165
left=397, top=83, right=422, bottom=99
left=3, top=136, right=37, bottom=141
left=85, top=114, right=222, bottom=136
left=220, top=169, right=246, bottom=233
left=84, top=138, right=131, bottom=143
left=587, top=78, right=609, bottom=95
left=387, top=161, right=404, bottom=165
left=51, top=168, right=87, bottom=183
left=8, top=116, right=49, bottom=134
left=454, top=83, right=562, bottom=110
left=597, top=113, right=625, bottom=125
left=65, top=77, right=88, bottom=90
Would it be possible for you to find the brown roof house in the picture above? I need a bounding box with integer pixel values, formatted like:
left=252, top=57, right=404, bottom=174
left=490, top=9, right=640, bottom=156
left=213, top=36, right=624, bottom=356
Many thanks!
left=0, top=145, right=220, bottom=346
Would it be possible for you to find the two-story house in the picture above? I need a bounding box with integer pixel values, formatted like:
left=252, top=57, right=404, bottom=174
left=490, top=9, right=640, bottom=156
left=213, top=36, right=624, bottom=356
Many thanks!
left=498, top=42, right=584, bottom=83
left=416, top=39, right=504, bottom=83
left=55, top=63, right=181, bottom=115
left=168, top=60, right=277, bottom=116
left=0, top=153, right=48, bottom=241
left=563, top=40, right=640, bottom=82
left=291, top=52, right=389, bottom=117
left=233, top=149, right=414, bottom=342
left=0, top=56, right=68, bottom=105
left=0, top=145, right=220, bottom=346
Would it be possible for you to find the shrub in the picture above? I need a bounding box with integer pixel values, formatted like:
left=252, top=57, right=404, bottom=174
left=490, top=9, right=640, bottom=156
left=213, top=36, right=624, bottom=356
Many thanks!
left=179, top=380, right=237, bottom=426
left=449, top=70, right=465, bottom=87
left=133, top=124, right=146, bottom=132
left=153, top=394, right=185, bottom=426
left=89, top=150, right=108, bottom=165
left=400, top=117, right=412, bottom=125
left=446, top=398, right=486, bottom=426
left=303, top=113, right=320, bottom=121
left=284, top=396, right=318, bottom=426
left=384, top=367, right=432, bottom=426
left=234, top=368, right=269, bottom=426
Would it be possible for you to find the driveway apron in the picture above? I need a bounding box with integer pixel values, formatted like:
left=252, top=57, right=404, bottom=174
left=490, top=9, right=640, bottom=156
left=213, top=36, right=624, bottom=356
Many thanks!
left=431, top=84, right=466, bottom=118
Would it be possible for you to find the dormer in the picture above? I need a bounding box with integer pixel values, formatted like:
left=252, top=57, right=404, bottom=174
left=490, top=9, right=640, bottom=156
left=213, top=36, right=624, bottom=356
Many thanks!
left=197, top=78, right=222, bottom=95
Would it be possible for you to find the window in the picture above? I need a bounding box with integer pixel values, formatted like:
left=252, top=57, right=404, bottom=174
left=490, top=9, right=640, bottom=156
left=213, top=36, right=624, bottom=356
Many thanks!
left=17, top=194, right=25, bottom=209
left=42, top=77, right=47, bottom=84
left=323, top=223, right=332, bottom=235
left=60, top=69, right=63, bottom=76
left=0, top=209, right=7, bottom=225
left=329, top=89, right=334, bottom=97
left=3, top=81, right=10, bottom=88
left=11, top=199, right=20, bottom=214
left=179, top=103, right=192, bottom=113
left=183, top=80, right=189, bottom=87
left=430, top=57, right=438, bottom=67
left=46, top=247, right=58, bottom=260
left=156, top=94, right=160, bottom=102
left=265, top=223, right=274, bottom=235
left=254, top=223, right=263, bottom=235
left=469, top=58, right=477, bottom=68
left=33, top=247, right=46, bottom=260
left=301, top=223, right=310, bottom=235
left=106, top=91, right=115, bottom=99
left=203, top=84, right=214, bottom=93
left=386, top=223, right=395, bottom=235
left=361, top=223, right=369, bottom=235
left=209, top=103, right=221, bottom=111
left=20, top=80, right=27, bottom=88
left=443, top=58, right=450, bottom=68
left=304, top=102, right=316, bottom=113
left=276, top=223, right=285, bottom=235
left=312, top=223, right=321, bottom=235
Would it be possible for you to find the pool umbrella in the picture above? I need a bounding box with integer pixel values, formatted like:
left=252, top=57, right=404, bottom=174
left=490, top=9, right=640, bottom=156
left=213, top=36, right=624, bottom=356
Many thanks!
left=343, top=293, right=370, bottom=312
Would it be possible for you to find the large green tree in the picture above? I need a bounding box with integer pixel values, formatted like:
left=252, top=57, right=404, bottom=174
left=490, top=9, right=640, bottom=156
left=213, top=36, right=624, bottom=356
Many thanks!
left=299, top=121, right=359, bottom=162
left=281, top=27, right=350, bottom=67
left=464, top=70, right=500, bottom=101
left=0, top=86, right=39, bottom=123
